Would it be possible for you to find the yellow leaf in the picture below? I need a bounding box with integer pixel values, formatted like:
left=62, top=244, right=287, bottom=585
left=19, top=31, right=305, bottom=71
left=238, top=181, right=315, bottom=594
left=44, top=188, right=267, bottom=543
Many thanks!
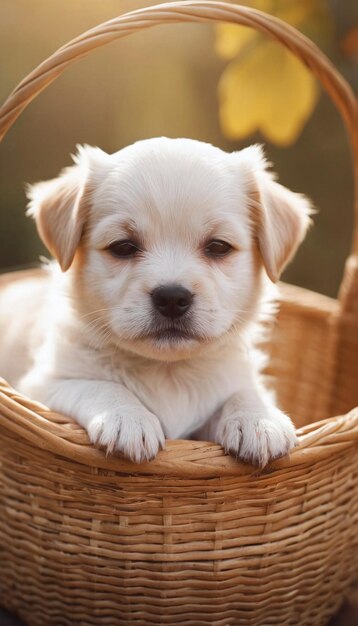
left=276, top=2, right=317, bottom=27
left=218, top=40, right=318, bottom=146
left=215, top=1, right=274, bottom=59
left=215, top=24, right=258, bottom=60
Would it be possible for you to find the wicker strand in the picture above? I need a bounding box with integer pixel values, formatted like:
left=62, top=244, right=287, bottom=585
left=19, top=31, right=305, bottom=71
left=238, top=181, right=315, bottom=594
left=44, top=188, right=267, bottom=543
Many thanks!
left=1, top=375, right=358, bottom=478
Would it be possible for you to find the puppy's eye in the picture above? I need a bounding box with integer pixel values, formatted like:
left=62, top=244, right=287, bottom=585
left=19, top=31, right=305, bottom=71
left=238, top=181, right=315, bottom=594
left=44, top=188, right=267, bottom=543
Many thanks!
left=107, top=240, right=140, bottom=258
left=204, top=240, right=233, bottom=257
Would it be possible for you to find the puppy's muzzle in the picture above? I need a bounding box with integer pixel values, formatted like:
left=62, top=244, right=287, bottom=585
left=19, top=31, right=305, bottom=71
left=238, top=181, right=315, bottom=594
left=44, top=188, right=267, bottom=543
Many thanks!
left=151, top=285, right=193, bottom=319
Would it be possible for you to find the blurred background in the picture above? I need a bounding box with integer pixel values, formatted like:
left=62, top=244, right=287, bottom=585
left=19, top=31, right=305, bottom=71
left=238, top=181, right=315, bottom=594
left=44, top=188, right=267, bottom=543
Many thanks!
left=0, top=0, right=357, bottom=297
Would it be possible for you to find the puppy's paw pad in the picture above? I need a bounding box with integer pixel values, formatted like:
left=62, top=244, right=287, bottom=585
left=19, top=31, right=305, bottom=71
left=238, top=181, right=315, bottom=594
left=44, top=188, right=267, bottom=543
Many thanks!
left=217, top=409, right=297, bottom=468
left=88, top=413, right=165, bottom=463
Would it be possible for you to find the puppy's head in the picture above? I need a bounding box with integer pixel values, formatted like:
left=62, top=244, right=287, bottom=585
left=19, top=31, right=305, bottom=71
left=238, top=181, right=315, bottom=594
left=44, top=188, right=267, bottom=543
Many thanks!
left=27, top=138, right=311, bottom=361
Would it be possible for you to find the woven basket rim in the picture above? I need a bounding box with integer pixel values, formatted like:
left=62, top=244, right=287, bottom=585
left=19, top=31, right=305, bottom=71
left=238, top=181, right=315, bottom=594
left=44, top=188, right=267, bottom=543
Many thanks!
left=1, top=371, right=358, bottom=478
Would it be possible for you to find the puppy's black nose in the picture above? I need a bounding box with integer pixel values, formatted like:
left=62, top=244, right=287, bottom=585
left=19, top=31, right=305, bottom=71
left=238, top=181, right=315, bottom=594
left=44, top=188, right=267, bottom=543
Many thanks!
left=151, top=285, right=193, bottom=319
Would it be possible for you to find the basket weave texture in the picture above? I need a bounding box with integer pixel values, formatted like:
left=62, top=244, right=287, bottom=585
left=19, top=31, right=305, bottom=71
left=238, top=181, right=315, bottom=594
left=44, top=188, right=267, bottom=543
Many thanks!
left=0, top=2, right=358, bottom=625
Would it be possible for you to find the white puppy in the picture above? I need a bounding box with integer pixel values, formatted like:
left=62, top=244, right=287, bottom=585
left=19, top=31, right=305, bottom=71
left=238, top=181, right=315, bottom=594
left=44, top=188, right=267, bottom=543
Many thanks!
left=0, top=138, right=311, bottom=466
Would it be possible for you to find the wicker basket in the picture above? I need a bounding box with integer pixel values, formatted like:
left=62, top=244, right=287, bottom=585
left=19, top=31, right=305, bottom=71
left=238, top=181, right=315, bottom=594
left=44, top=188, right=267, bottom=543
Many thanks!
left=0, top=2, right=358, bottom=625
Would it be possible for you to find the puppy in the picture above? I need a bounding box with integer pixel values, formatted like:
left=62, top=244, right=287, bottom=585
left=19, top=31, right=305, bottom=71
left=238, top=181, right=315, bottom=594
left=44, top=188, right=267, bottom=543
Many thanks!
left=0, top=138, right=311, bottom=466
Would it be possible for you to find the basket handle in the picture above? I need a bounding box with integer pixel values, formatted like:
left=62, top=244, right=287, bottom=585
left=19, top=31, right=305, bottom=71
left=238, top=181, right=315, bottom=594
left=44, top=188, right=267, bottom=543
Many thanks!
left=0, top=1, right=357, bottom=255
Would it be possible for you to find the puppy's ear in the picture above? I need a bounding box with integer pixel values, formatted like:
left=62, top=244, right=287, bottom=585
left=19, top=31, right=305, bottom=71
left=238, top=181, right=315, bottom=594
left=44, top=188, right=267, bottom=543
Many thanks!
left=26, top=145, right=108, bottom=271
left=237, top=145, right=313, bottom=283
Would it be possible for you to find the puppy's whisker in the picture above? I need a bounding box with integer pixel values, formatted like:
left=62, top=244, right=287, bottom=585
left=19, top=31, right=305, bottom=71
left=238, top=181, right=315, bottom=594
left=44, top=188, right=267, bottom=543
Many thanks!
left=78, top=308, right=119, bottom=321
left=81, top=317, right=114, bottom=348
left=83, top=320, right=110, bottom=334
left=194, top=306, right=252, bottom=314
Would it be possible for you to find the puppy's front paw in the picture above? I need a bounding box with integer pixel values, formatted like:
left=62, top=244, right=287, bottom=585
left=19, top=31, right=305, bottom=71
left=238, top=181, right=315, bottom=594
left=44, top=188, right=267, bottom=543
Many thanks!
left=217, top=408, right=297, bottom=468
left=88, top=412, right=165, bottom=463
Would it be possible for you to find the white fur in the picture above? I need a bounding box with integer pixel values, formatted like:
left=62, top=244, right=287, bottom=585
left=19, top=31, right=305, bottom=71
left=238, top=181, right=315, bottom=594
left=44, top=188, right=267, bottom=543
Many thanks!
left=0, top=138, right=312, bottom=466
